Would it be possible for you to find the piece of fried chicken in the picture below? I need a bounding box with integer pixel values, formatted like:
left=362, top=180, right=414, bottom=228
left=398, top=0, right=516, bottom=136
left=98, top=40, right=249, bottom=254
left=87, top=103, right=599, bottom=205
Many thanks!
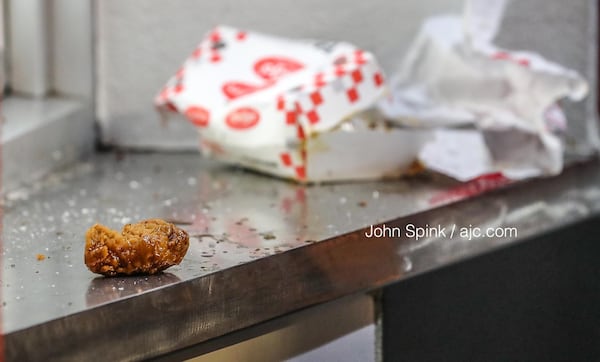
left=85, top=219, right=189, bottom=276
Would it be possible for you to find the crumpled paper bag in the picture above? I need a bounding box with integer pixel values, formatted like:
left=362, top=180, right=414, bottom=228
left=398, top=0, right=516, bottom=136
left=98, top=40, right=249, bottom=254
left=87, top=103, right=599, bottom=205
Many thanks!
left=379, top=0, right=588, bottom=181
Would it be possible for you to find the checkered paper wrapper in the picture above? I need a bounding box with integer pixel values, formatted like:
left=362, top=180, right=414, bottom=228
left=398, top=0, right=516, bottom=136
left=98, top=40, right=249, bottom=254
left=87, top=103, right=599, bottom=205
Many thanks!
left=155, top=26, right=428, bottom=182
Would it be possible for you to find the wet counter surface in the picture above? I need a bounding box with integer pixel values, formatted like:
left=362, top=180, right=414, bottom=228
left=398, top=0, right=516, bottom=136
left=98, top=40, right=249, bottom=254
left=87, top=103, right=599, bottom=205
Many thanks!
left=4, top=153, right=600, bottom=360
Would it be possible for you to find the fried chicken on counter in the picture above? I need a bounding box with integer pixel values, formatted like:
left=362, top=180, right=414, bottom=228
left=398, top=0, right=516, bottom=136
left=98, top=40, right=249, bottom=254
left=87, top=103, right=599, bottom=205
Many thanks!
left=85, top=219, right=189, bottom=276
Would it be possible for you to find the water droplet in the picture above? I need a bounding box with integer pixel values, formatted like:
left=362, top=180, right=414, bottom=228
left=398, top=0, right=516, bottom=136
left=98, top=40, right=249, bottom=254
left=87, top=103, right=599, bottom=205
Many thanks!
left=339, top=197, right=347, bottom=204
left=187, top=177, right=197, bottom=186
left=6, top=189, right=30, bottom=201
left=372, top=191, right=380, bottom=199
left=129, top=181, right=140, bottom=189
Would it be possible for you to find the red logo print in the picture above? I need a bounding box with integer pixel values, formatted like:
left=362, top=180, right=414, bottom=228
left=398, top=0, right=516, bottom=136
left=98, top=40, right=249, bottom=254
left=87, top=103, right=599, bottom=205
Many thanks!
left=222, top=81, right=271, bottom=100
left=254, top=57, right=304, bottom=81
left=184, top=106, right=210, bottom=127
left=226, top=107, right=260, bottom=130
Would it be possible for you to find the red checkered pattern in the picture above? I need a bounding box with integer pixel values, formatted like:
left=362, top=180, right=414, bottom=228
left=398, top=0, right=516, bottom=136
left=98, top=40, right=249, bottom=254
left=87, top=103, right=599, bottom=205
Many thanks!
left=156, top=87, right=169, bottom=103
left=173, top=70, right=185, bottom=93
left=288, top=53, right=385, bottom=131
left=314, top=72, right=326, bottom=87
left=208, top=28, right=227, bottom=63
left=187, top=28, right=227, bottom=64
left=373, top=72, right=384, bottom=87
left=155, top=87, right=177, bottom=113
left=236, top=31, right=247, bottom=41
left=279, top=151, right=306, bottom=180
left=294, top=95, right=322, bottom=125
left=281, top=96, right=306, bottom=140
left=354, top=50, right=367, bottom=65
left=269, top=50, right=387, bottom=185
left=209, top=30, right=221, bottom=43
left=274, top=92, right=309, bottom=180
left=155, top=85, right=179, bottom=113
left=276, top=94, right=301, bottom=129
left=155, top=58, right=189, bottom=111
left=210, top=52, right=221, bottom=63
left=191, top=47, right=202, bottom=59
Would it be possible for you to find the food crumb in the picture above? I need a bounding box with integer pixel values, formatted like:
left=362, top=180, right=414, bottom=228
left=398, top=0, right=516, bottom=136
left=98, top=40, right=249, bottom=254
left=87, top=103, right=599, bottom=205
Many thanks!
left=235, top=217, right=248, bottom=225
left=36, top=254, right=46, bottom=261
left=405, top=159, right=426, bottom=176
left=260, top=232, right=276, bottom=240
left=357, top=201, right=367, bottom=207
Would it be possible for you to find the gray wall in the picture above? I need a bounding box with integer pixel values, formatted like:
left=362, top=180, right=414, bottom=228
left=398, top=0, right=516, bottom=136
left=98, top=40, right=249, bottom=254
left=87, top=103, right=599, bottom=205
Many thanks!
left=95, top=0, right=463, bottom=149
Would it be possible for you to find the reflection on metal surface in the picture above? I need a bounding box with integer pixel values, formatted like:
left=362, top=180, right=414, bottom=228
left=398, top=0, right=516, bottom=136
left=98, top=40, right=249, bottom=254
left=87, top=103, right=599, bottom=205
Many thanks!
left=2, top=154, right=442, bottom=335
left=3, top=154, right=600, bottom=360
left=86, top=273, right=181, bottom=307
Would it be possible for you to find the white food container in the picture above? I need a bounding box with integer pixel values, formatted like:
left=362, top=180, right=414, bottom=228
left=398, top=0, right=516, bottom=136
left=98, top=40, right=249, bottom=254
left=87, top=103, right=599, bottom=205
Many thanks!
left=156, top=26, right=427, bottom=182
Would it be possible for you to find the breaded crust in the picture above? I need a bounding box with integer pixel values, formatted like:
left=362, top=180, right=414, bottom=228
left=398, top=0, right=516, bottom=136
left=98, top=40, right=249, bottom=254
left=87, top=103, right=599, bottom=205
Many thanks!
left=85, top=219, right=189, bottom=276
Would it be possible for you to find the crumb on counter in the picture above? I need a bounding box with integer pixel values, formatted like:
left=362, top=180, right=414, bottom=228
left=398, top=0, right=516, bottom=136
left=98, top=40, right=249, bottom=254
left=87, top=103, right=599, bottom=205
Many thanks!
left=36, top=254, right=46, bottom=261
left=260, top=232, right=276, bottom=240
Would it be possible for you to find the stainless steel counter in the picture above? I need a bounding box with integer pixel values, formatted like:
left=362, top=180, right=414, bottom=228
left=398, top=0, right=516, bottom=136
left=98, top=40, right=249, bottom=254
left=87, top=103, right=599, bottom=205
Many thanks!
left=3, top=153, right=600, bottom=360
